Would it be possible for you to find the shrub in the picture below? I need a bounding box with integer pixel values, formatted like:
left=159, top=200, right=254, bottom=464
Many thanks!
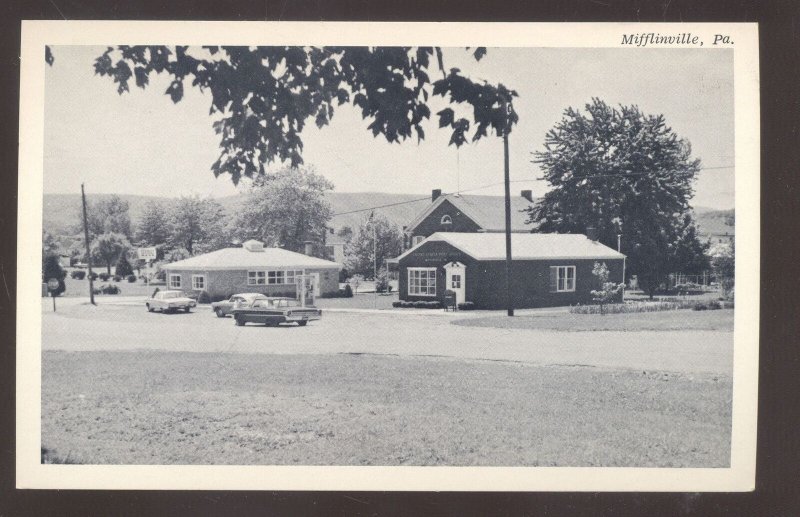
left=98, top=272, right=110, bottom=281
left=112, top=275, right=122, bottom=282
left=338, top=268, right=350, bottom=283
left=692, top=303, right=708, bottom=311
left=392, top=301, right=402, bottom=308
left=93, top=283, right=120, bottom=295
left=706, top=300, right=722, bottom=310
left=88, top=272, right=98, bottom=281
left=196, top=290, right=212, bottom=304
left=42, top=255, right=66, bottom=296
left=126, top=274, right=136, bottom=283
left=70, top=270, right=86, bottom=280
left=457, top=301, right=475, bottom=310
left=343, top=283, right=353, bottom=297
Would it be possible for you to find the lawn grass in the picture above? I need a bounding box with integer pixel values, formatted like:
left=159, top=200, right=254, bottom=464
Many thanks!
left=453, top=308, right=733, bottom=332
left=315, top=292, right=398, bottom=310
left=42, top=350, right=731, bottom=467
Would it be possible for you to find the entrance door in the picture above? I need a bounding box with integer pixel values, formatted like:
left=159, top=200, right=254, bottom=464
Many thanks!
left=444, top=262, right=466, bottom=305
left=310, top=272, right=320, bottom=296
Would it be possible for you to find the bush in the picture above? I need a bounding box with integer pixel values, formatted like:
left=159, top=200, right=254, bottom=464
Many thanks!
left=88, top=272, right=98, bottom=281
left=42, top=255, right=66, bottom=296
left=392, top=300, right=443, bottom=309
left=70, top=270, right=86, bottom=280
left=338, top=268, right=350, bottom=283
left=457, top=301, right=476, bottom=311
left=127, top=274, right=136, bottom=283
left=92, top=283, right=120, bottom=295
left=343, top=283, right=353, bottom=297
left=112, top=275, right=122, bottom=282
left=98, top=272, right=110, bottom=281
left=196, top=290, right=212, bottom=304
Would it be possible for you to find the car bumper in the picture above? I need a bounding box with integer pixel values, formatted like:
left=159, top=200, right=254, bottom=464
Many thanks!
left=284, top=313, right=321, bottom=323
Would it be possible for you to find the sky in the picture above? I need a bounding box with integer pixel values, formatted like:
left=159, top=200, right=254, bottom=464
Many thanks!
left=44, top=46, right=735, bottom=209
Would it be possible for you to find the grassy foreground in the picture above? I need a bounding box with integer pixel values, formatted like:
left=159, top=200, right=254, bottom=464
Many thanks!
left=452, top=308, right=734, bottom=332
left=42, top=350, right=731, bottom=467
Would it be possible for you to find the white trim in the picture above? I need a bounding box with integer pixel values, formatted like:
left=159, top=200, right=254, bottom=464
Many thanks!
left=191, top=274, right=206, bottom=290
left=407, top=267, right=437, bottom=297
left=440, top=214, right=453, bottom=225
left=168, top=274, right=182, bottom=289
left=553, top=265, right=576, bottom=292
left=411, top=235, right=425, bottom=246
left=163, top=264, right=340, bottom=271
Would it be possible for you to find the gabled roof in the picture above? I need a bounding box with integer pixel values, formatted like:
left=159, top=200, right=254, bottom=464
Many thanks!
left=163, top=244, right=341, bottom=271
left=405, top=194, right=534, bottom=233
left=394, top=232, right=625, bottom=262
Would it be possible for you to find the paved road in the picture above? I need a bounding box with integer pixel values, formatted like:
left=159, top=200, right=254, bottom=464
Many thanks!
left=40, top=298, right=733, bottom=375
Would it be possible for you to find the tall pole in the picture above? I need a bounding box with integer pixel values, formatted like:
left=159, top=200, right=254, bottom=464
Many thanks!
left=503, top=113, right=514, bottom=317
left=81, top=183, right=96, bottom=305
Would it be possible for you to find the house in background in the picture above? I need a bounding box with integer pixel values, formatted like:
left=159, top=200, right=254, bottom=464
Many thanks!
left=323, top=228, right=348, bottom=265
left=402, top=189, right=535, bottom=249
left=162, top=239, right=341, bottom=300
left=393, top=232, right=625, bottom=309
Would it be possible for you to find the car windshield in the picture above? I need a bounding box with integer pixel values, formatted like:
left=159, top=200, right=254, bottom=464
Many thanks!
left=163, top=292, right=182, bottom=299
left=275, top=299, right=299, bottom=307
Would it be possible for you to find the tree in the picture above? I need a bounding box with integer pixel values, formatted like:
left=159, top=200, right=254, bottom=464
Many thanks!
left=75, top=195, right=132, bottom=240
left=345, top=213, right=404, bottom=278
left=527, top=98, right=706, bottom=298
left=71, top=46, right=518, bottom=184
left=234, top=166, right=334, bottom=253
left=169, top=196, right=227, bottom=255
left=135, top=200, right=172, bottom=246
left=712, top=239, right=735, bottom=298
left=590, top=262, right=623, bottom=315
left=91, top=232, right=130, bottom=274
left=115, top=253, right=134, bottom=277
left=42, top=230, right=59, bottom=257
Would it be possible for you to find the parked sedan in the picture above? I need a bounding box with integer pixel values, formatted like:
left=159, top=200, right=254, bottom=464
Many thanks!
left=211, top=293, right=268, bottom=318
left=146, top=290, right=197, bottom=313
left=231, top=297, right=322, bottom=327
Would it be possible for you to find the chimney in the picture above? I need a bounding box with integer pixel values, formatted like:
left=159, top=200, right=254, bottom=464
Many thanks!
left=520, top=190, right=533, bottom=202
left=586, top=227, right=599, bottom=242
left=431, top=189, right=442, bottom=202
left=304, top=241, right=314, bottom=256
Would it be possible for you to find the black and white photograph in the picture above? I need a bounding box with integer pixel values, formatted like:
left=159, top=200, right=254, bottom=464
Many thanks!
left=16, top=21, right=760, bottom=491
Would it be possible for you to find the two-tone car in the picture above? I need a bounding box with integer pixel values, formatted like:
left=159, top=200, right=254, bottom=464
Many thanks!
left=210, top=293, right=268, bottom=318
left=146, top=290, right=197, bottom=313
left=231, top=297, right=322, bottom=327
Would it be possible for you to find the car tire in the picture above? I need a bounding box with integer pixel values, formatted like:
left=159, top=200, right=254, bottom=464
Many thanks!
left=215, top=308, right=225, bottom=318
left=185, top=307, right=191, bottom=313
left=146, top=303, right=153, bottom=312
left=235, top=316, right=244, bottom=326
left=297, top=321, right=307, bottom=327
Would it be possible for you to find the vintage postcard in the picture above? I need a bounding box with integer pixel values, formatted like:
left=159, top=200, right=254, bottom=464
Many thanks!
left=17, top=21, right=759, bottom=491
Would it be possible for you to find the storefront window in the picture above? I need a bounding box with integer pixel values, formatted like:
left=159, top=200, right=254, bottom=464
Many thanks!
left=408, top=268, right=437, bottom=296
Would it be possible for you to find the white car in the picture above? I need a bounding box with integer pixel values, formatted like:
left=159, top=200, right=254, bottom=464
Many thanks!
left=146, top=290, right=197, bottom=313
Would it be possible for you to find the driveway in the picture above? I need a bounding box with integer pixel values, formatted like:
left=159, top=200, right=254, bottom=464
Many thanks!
left=41, top=298, right=733, bottom=375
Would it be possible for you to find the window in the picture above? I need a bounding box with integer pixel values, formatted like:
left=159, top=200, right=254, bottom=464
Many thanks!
left=450, top=274, right=461, bottom=289
left=268, top=271, right=285, bottom=284
left=248, top=271, right=266, bottom=285
left=408, top=268, right=437, bottom=296
left=412, top=235, right=425, bottom=246
left=168, top=274, right=181, bottom=289
left=285, top=270, right=303, bottom=284
left=440, top=214, right=452, bottom=225
left=550, top=266, right=576, bottom=292
left=191, top=274, right=205, bottom=290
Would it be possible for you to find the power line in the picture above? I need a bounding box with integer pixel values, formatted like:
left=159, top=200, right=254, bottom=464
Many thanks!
left=329, top=165, right=734, bottom=218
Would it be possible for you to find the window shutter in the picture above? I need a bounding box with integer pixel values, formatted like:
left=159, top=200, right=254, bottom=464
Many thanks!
left=549, top=267, right=558, bottom=292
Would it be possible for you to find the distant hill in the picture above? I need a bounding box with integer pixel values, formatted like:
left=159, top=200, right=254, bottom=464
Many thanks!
left=43, top=192, right=434, bottom=238
left=43, top=192, right=734, bottom=243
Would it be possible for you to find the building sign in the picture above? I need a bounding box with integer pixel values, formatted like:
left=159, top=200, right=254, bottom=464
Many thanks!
left=137, top=247, right=157, bottom=260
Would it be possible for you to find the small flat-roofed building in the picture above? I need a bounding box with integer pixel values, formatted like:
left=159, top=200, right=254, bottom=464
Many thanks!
left=162, top=240, right=341, bottom=300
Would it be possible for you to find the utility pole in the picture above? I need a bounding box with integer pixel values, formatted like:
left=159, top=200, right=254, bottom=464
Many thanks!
left=502, top=101, right=514, bottom=317
left=81, top=183, right=96, bottom=305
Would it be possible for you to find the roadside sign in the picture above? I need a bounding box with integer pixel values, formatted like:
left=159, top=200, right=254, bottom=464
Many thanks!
left=47, top=277, right=59, bottom=312
left=137, top=247, right=157, bottom=260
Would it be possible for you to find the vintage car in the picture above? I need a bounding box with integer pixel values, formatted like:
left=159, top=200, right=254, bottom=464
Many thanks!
left=231, top=297, right=322, bottom=327
left=210, top=293, right=268, bottom=318
left=146, top=290, right=197, bottom=313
